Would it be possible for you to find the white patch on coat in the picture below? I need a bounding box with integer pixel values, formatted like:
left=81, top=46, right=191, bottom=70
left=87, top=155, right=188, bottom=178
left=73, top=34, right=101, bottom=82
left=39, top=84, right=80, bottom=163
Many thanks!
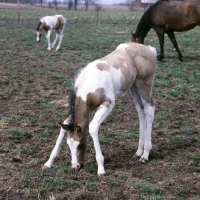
left=75, top=60, right=124, bottom=101
left=116, top=43, right=130, bottom=50
left=67, top=137, right=80, bottom=168
left=148, top=45, right=157, bottom=57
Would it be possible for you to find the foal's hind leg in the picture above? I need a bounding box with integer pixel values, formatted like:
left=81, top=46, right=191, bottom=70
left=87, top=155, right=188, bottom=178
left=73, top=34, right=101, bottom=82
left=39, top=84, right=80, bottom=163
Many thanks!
left=166, top=31, right=183, bottom=61
left=141, top=99, right=155, bottom=162
left=130, top=83, right=155, bottom=162
left=129, top=86, right=146, bottom=160
left=52, top=33, right=59, bottom=49
left=55, top=29, right=64, bottom=51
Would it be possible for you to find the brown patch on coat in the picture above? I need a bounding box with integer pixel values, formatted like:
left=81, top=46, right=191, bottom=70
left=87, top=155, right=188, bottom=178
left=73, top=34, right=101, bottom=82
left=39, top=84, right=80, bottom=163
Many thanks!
left=56, top=16, right=65, bottom=32
left=38, top=22, right=50, bottom=33
left=97, top=63, right=110, bottom=71
left=99, top=43, right=156, bottom=103
left=87, top=88, right=111, bottom=110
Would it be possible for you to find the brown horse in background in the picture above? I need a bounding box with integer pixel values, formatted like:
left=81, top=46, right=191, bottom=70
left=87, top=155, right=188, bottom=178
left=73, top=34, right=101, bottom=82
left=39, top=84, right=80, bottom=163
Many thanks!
left=132, top=0, right=200, bottom=61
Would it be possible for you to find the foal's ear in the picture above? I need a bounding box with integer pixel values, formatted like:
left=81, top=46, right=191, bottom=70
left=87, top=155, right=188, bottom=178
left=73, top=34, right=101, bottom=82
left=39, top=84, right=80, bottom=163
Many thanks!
left=58, top=122, right=73, bottom=131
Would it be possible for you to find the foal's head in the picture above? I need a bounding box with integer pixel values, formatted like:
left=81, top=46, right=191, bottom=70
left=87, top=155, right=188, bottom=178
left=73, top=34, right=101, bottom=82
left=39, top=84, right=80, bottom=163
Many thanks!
left=58, top=119, right=87, bottom=170
left=34, top=28, right=42, bottom=43
left=58, top=91, right=88, bottom=170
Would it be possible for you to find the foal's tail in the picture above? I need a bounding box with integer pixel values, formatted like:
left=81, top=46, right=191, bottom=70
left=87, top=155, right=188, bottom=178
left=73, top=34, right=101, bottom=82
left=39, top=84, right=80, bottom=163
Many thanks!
left=148, top=46, right=157, bottom=57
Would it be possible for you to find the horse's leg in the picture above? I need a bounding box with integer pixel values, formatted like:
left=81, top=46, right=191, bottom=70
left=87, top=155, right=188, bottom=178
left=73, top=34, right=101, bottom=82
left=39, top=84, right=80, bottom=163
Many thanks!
left=141, top=99, right=155, bottom=162
left=46, top=30, right=51, bottom=50
left=166, top=31, right=183, bottom=61
left=55, top=30, right=64, bottom=51
left=89, top=101, right=115, bottom=176
left=52, top=32, right=59, bottom=49
left=129, top=85, right=146, bottom=160
left=42, top=117, right=71, bottom=170
left=130, top=82, right=155, bottom=162
left=155, top=28, right=165, bottom=61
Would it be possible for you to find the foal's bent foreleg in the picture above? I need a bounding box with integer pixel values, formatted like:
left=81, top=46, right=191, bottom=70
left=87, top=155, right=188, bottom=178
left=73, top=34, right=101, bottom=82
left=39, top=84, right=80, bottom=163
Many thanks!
left=89, top=103, right=114, bottom=176
left=43, top=119, right=68, bottom=170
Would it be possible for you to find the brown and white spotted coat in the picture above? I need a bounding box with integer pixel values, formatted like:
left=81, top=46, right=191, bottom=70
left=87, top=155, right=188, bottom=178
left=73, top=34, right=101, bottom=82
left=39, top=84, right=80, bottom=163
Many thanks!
left=43, top=42, right=157, bottom=176
left=35, top=15, right=66, bottom=51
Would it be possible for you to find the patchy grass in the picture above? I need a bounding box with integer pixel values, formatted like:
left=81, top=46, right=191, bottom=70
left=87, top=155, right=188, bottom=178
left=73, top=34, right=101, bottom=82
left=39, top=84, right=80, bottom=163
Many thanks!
left=0, top=4, right=199, bottom=200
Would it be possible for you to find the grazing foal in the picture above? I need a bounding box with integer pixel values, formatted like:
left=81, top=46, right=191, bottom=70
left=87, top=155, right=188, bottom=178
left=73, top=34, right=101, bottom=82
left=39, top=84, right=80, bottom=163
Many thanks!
left=43, top=42, right=157, bottom=176
left=35, top=15, right=66, bottom=51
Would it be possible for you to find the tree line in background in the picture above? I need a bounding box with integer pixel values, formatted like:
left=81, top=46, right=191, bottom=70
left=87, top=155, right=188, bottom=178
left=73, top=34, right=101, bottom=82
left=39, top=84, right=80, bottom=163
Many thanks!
left=0, top=0, right=185, bottom=11
left=0, top=0, right=101, bottom=11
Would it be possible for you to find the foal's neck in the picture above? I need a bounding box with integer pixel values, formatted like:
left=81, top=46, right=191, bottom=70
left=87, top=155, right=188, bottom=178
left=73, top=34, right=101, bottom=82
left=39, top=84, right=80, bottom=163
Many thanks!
left=74, top=97, right=90, bottom=135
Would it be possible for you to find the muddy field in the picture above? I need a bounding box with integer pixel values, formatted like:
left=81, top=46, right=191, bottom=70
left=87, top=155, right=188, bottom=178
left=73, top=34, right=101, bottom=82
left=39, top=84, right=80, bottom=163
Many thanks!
left=0, top=4, right=200, bottom=200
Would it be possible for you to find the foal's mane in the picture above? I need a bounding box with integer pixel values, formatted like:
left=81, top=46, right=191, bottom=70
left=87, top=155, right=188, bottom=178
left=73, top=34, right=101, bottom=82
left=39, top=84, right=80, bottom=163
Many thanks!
left=36, top=21, right=42, bottom=31
left=68, top=90, right=76, bottom=125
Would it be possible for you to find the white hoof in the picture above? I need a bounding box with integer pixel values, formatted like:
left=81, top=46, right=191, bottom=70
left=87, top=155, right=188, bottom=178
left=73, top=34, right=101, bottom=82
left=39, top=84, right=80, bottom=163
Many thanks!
left=47, top=48, right=51, bottom=50
left=42, top=164, right=50, bottom=171
left=139, top=157, right=148, bottom=163
left=98, top=172, right=106, bottom=176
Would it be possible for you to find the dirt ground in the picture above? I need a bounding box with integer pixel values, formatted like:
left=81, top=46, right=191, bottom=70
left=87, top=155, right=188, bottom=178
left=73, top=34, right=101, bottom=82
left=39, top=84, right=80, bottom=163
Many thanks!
left=0, top=3, right=200, bottom=200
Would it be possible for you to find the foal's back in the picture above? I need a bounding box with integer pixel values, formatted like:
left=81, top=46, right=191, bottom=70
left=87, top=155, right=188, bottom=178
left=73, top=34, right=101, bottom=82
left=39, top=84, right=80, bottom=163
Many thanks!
left=75, top=43, right=156, bottom=101
left=40, top=15, right=66, bottom=29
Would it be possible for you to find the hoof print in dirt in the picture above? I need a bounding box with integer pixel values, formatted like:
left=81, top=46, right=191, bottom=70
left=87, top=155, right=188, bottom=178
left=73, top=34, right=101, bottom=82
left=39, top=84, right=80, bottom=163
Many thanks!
left=12, top=157, right=22, bottom=163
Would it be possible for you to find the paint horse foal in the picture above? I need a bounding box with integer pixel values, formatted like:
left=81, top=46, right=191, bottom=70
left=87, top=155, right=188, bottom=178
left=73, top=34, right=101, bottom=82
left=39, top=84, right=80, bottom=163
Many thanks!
left=35, top=15, right=66, bottom=51
left=43, top=42, right=157, bottom=176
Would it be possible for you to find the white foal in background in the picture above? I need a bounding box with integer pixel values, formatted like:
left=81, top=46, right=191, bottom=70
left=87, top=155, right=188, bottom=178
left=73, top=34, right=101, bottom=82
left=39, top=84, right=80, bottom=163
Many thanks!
left=35, top=15, right=66, bottom=51
left=43, top=42, right=157, bottom=176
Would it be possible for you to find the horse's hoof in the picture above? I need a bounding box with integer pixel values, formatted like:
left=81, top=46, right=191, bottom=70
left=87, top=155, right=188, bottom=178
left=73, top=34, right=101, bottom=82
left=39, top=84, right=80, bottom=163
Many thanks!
left=47, top=48, right=51, bottom=50
left=139, top=157, right=147, bottom=163
left=132, top=154, right=140, bottom=160
left=98, top=173, right=106, bottom=177
left=157, top=58, right=163, bottom=61
left=42, top=165, right=50, bottom=171
left=179, top=57, right=183, bottom=62
left=77, top=163, right=84, bottom=171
